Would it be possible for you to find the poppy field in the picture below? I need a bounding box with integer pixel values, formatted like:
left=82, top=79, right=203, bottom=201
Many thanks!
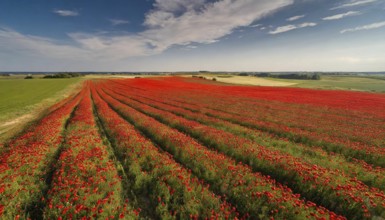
left=1, top=77, right=385, bottom=219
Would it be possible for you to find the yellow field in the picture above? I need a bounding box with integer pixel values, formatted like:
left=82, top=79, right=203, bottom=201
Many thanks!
left=199, top=75, right=297, bottom=87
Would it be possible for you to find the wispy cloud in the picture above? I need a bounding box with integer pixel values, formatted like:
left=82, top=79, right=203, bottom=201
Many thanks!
left=341, top=21, right=385, bottom=33
left=53, top=10, right=79, bottom=17
left=186, top=45, right=198, bottom=49
left=141, top=0, right=293, bottom=51
left=269, top=22, right=316, bottom=34
left=1, top=0, right=295, bottom=61
left=331, top=0, right=377, bottom=10
left=0, top=28, right=89, bottom=59
left=298, top=23, right=317, bottom=28
left=72, top=0, right=294, bottom=56
left=109, top=19, right=130, bottom=26
left=287, top=15, right=305, bottom=21
left=250, top=24, right=262, bottom=28
left=323, top=11, right=361, bottom=20
left=269, top=25, right=297, bottom=34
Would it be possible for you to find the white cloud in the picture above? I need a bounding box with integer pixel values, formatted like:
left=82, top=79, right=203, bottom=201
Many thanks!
left=340, top=21, right=385, bottom=33
left=287, top=15, right=305, bottom=21
left=250, top=24, right=262, bottom=28
left=0, top=28, right=89, bottom=59
left=298, top=23, right=317, bottom=28
left=109, top=19, right=130, bottom=26
left=269, top=22, right=317, bottom=34
left=1, top=0, right=294, bottom=63
left=68, top=33, right=158, bottom=58
left=270, top=25, right=297, bottom=34
left=53, top=10, right=79, bottom=17
left=338, top=56, right=363, bottom=63
left=141, top=0, right=293, bottom=51
left=186, top=45, right=197, bottom=49
left=323, top=11, right=361, bottom=20
left=331, top=0, right=377, bottom=10
left=152, top=0, right=207, bottom=14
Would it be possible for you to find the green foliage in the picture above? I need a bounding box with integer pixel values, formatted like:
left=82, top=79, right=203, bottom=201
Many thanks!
left=291, top=76, right=385, bottom=92
left=43, top=73, right=82, bottom=79
left=312, top=73, right=321, bottom=80
left=255, top=73, right=321, bottom=80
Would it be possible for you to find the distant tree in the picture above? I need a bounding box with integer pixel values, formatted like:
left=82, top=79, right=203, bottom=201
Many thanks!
left=25, top=76, right=33, bottom=79
left=255, top=73, right=271, bottom=77
left=265, top=73, right=321, bottom=80
left=312, top=73, right=321, bottom=80
left=43, top=72, right=82, bottom=79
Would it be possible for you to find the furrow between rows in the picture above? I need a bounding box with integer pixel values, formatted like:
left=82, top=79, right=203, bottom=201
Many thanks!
left=110, top=81, right=385, bottom=168
left=0, top=89, right=84, bottom=218
left=109, top=80, right=385, bottom=166
left=42, top=85, right=137, bottom=219
left=95, top=83, right=343, bottom=219
left=110, top=85, right=385, bottom=192
left=91, top=83, right=240, bottom=219
left=101, top=84, right=385, bottom=219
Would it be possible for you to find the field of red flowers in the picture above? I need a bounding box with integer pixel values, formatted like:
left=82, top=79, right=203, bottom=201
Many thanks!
left=1, top=76, right=385, bottom=219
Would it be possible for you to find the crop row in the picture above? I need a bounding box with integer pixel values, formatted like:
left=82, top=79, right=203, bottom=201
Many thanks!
left=43, top=86, right=137, bottom=219
left=130, top=77, right=385, bottom=145
left=91, top=84, right=239, bottom=219
left=171, top=89, right=385, bottom=147
left=99, top=81, right=385, bottom=219
left=106, top=84, right=385, bottom=192
left=95, top=82, right=343, bottom=219
left=2, top=77, right=384, bottom=219
left=107, top=79, right=385, bottom=168
left=0, top=88, right=83, bottom=218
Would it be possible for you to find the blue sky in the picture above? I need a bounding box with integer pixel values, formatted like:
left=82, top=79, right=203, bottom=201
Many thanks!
left=0, top=0, right=384, bottom=72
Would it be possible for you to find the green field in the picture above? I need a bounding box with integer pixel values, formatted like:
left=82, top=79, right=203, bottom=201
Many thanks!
left=194, top=74, right=385, bottom=92
left=0, top=77, right=82, bottom=141
left=273, top=75, right=385, bottom=92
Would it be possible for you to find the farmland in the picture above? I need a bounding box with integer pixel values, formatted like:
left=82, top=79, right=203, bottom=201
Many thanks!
left=0, top=78, right=82, bottom=141
left=197, top=74, right=385, bottom=92
left=282, top=75, right=385, bottom=92
left=1, top=76, right=385, bottom=219
left=0, top=78, right=81, bottom=119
